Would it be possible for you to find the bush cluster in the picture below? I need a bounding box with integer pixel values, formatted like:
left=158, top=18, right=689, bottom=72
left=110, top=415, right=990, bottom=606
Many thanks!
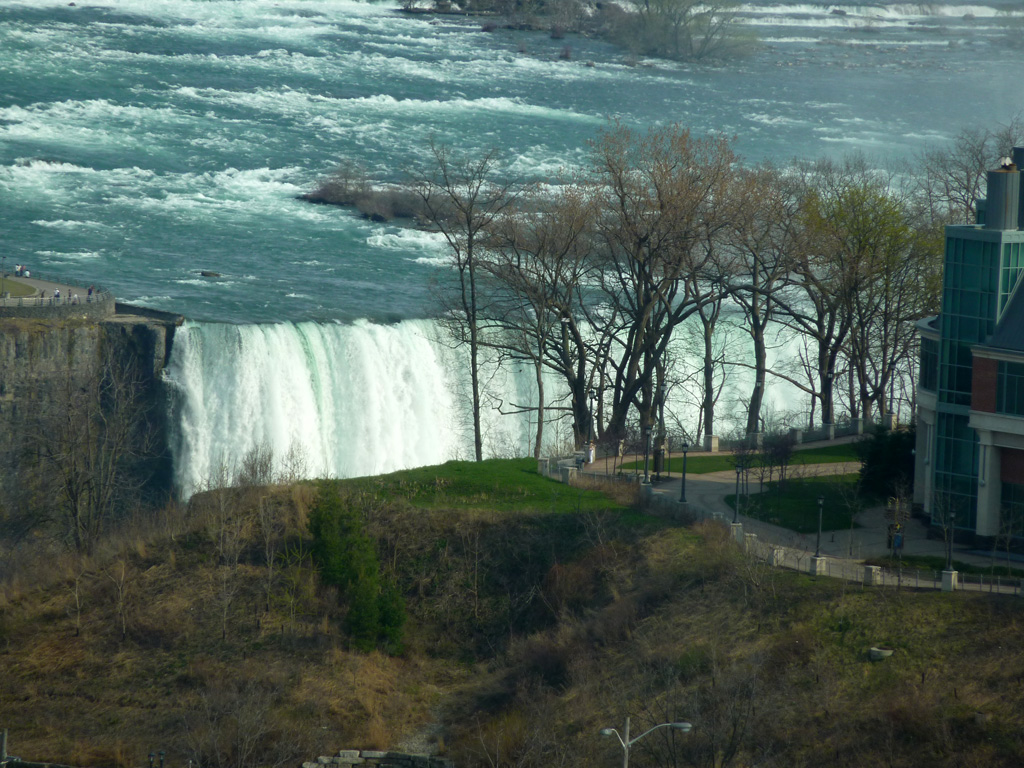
left=309, top=484, right=406, bottom=654
left=301, top=163, right=423, bottom=222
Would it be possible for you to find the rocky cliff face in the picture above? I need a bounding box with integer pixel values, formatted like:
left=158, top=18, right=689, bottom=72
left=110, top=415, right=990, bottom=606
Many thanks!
left=0, top=305, right=183, bottom=497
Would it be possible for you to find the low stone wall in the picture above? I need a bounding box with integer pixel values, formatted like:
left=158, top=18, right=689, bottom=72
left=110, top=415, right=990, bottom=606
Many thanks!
left=304, top=750, right=454, bottom=768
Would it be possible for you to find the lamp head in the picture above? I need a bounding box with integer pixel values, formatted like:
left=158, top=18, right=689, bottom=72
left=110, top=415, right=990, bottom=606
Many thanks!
left=671, top=722, right=693, bottom=733
left=682, top=442, right=689, bottom=452
left=600, top=728, right=615, bottom=737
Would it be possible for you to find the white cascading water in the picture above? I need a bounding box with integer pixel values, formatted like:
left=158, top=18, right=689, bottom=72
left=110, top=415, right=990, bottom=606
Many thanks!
left=164, top=319, right=560, bottom=497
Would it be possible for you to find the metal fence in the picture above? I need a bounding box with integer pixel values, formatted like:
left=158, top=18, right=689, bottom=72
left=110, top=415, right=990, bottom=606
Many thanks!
left=0, top=271, right=111, bottom=307
left=739, top=523, right=1023, bottom=595
left=539, top=457, right=1024, bottom=597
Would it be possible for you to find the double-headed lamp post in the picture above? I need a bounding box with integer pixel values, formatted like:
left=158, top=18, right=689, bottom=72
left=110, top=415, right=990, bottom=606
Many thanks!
left=679, top=442, right=689, bottom=503
left=601, top=717, right=692, bottom=768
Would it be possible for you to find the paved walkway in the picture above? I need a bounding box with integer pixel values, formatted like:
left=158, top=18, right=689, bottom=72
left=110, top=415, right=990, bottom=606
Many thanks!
left=1, top=272, right=105, bottom=305
left=579, top=439, right=1023, bottom=584
left=3, top=273, right=88, bottom=297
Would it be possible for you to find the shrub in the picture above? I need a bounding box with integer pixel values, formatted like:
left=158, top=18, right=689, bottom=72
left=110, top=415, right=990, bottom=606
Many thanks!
left=858, top=426, right=915, bottom=499
left=308, top=484, right=406, bottom=654
left=302, top=165, right=424, bottom=222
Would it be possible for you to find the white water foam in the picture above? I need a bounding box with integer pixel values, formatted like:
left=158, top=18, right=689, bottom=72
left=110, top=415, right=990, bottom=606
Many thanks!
left=366, top=229, right=447, bottom=253
left=165, top=318, right=557, bottom=496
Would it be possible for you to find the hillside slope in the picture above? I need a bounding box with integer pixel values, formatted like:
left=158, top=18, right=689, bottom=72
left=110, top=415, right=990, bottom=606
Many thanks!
left=1, top=460, right=1023, bottom=768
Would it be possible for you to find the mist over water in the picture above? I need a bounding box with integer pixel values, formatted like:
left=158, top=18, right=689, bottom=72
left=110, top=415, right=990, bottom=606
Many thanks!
left=3, top=0, right=1023, bottom=486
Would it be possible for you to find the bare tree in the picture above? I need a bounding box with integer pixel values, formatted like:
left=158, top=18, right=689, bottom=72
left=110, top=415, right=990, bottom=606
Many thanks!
left=196, top=471, right=248, bottom=641
left=772, top=156, right=870, bottom=427
left=911, top=114, right=1024, bottom=226
left=834, top=181, right=940, bottom=422
left=413, top=140, right=519, bottom=461
left=105, top=558, right=133, bottom=642
left=67, top=559, right=92, bottom=637
left=257, top=495, right=281, bottom=614
left=725, top=164, right=800, bottom=438
left=637, top=648, right=775, bottom=768
left=627, top=0, right=742, bottom=61
left=183, top=680, right=296, bottom=768
left=279, top=540, right=315, bottom=636
left=482, top=183, right=600, bottom=452
left=589, top=123, right=736, bottom=441
left=26, top=354, right=157, bottom=553
left=236, top=442, right=274, bottom=487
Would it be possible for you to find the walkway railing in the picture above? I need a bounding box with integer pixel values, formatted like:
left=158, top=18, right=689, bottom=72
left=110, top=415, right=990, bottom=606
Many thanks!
left=540, top=454, right=1024, bottom=597
left=0, top=293, right=111, bottom=308
left=0, top=271, right=113, bottom=309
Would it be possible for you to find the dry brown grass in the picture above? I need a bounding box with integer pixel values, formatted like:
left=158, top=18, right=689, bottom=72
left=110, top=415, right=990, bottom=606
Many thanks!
left=4, top=476, right=1024, bottom=768
left=571, top=473, right=640, bottom=507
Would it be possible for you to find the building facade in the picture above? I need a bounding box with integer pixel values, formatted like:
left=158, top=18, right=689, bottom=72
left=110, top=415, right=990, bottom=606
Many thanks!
left=915, top=147, right=1024, bottom=545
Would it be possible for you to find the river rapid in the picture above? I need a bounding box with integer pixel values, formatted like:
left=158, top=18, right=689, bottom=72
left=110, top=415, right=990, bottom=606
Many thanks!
left=2, top=0, right=1023, bottom=490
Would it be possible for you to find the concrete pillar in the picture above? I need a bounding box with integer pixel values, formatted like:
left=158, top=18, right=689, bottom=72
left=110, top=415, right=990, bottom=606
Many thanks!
left=823, top=423, right=835, bottom=440
left=730, top=521, right=744, bottom=544
left=809, top=556, right=827, bottom=576
left=703, top=434, right=719, bottom=453
left=880, top=413, right=895, bottom=430
left=744, top=532, right=758, bottom=554
left=975, top=431, right=1001, bottom=538
left=864, top=565, right=882, bottom=586
left=770, top=547, right=783, bottom=566
left=792, top=428, right=804, bottom=445
left=538, top=458, right=549, bottom=477
left=559, top=465, right=576, bottom=485
left=942, top=569, right=959, bottom=592
left=852, top=418, right=864, bottom=435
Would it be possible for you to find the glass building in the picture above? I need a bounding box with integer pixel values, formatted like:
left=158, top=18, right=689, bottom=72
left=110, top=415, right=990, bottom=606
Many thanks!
left=916, top=147, right=1024, bottom=544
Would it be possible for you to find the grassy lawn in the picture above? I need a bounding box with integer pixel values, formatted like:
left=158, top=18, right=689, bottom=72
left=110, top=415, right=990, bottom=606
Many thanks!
left=726, top=472, right=864, bottom=533
left=1, top=276, right=35, bottom=297
left=622, top=441, right=862, bottom=475
left=338, top=457, right=630, bottom=515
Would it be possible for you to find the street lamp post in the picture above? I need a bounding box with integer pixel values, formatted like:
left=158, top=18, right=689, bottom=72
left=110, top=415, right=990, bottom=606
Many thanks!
left=643, top=425, right=653, bottom=484
left=815, top=495, right=824, bottom=558
left=679, top=442, right=689, bottom=503
left=600, top=716, right=692, bottom=768
left=588, top=389, right=597, bottom=445
left=733, top=464, right=741, bottom=523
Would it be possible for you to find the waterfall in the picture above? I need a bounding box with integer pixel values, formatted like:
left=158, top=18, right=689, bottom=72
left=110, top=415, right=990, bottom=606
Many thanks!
left=163, top=316, right=826, bottom=498
left=164, top=319, right=565, bottom=497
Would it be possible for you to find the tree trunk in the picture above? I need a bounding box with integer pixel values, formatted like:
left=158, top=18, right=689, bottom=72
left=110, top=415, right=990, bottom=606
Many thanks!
left=745, top=322, right=767, bottom=437
left=702, top=316, right=716, bottom=442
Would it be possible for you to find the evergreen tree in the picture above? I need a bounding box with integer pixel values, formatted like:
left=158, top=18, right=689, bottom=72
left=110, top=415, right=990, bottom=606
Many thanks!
left=308, top=483, right=406, bottom=654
